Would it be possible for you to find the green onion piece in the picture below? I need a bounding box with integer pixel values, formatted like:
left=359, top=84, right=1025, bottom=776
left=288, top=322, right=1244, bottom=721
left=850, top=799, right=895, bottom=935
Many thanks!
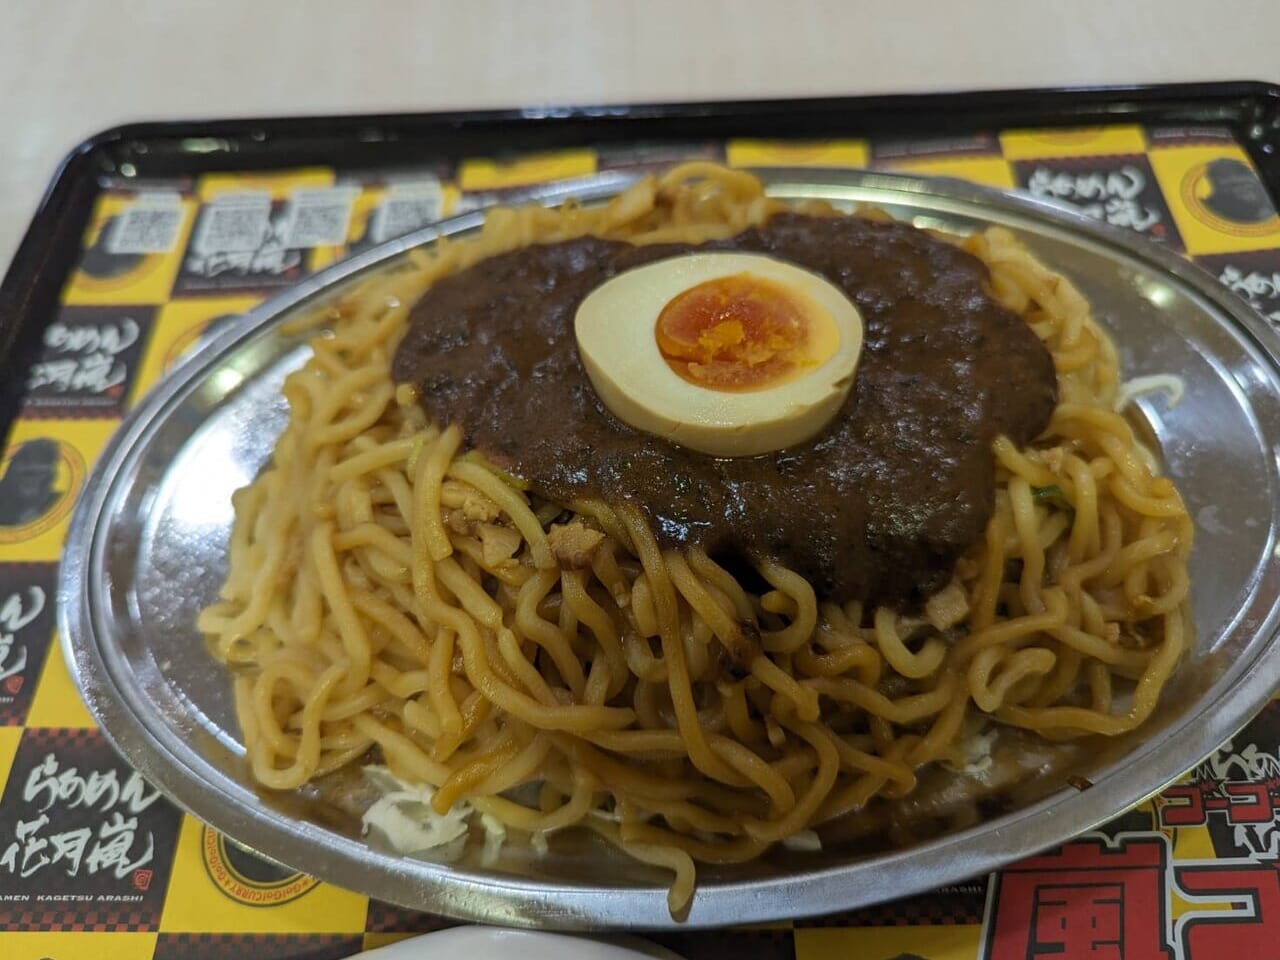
left=1032, top=483, right=1074, bottom=516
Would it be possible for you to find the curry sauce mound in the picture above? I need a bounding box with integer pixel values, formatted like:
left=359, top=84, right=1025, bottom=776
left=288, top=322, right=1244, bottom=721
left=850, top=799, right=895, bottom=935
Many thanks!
left=392, top=213, right=1057, bottom=608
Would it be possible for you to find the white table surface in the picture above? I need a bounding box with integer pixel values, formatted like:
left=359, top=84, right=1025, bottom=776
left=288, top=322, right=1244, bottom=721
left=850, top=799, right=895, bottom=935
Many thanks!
left=2, top=0, right=1277, bottom=275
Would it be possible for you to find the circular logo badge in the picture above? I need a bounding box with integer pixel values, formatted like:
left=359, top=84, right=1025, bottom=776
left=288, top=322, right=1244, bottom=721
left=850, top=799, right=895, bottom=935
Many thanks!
left=201, top=825, right=319, bottom=906
left=1181, top=158, right=1280, bottom=237
left=0, top=438, right=85, bottom=543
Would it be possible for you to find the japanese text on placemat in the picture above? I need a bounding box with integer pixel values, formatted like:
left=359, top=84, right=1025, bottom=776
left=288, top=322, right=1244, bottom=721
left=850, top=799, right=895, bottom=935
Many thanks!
left=2, top=753, right=160, bottom=882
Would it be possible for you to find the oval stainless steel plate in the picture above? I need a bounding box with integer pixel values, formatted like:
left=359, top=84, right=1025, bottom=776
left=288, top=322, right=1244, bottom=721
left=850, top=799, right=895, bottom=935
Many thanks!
left=59, top=168, right=1280, bottom=929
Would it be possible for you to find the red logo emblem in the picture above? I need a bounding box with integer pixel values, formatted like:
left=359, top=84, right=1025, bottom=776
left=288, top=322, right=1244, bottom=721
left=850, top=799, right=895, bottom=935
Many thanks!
left=985, top=838, right=1173, bottom=960
left=132, top=868, right=153, bottom=891
left=3, top=675, right=22, bottom=695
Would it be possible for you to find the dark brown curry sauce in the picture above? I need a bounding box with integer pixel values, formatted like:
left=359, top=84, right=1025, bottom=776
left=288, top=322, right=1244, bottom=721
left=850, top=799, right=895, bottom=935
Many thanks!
left=393, top=213, right=1057, bottom=607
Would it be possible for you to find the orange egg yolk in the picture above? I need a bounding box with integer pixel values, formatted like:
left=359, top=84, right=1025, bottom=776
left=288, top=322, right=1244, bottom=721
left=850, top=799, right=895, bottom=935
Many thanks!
left=655, top=273, right=832, bottom=392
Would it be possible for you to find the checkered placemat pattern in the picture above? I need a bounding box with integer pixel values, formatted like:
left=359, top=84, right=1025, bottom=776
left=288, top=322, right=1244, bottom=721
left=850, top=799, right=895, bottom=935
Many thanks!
left=3, top=124, right=1280, bottom=959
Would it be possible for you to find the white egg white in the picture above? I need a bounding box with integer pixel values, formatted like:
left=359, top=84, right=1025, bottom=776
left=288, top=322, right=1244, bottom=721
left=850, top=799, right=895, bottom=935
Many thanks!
left=574, top=252, right=864, bottom=457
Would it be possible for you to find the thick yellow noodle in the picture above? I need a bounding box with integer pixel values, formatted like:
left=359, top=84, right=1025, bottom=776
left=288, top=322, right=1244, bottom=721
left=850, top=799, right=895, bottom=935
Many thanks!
left=198, top=164, right=1193, bottom=915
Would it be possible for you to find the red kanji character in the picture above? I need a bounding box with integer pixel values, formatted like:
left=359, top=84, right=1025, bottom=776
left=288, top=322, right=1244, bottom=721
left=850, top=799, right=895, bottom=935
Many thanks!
left=1162, top=785, right=1208, bottom=827
left=1224, top=783, right=1275, bottom=825
left=985, top=837, right=1173, bottom=960
left=1179, top=865, right=1280, bottom=959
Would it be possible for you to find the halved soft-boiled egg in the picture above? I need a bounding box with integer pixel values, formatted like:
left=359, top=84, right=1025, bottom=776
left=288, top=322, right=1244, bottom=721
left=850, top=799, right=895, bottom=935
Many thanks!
left=575, top=252, right=864, bottom=457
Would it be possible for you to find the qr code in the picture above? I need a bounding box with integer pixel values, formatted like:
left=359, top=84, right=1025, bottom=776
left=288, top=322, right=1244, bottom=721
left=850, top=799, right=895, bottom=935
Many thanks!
left=282, top=187, right=358, bottom=248
left=193, top=193, right=273, bottom=255
left=106, top=193, right=186, bottom=255
left=371, top=179, right=445, bottom=243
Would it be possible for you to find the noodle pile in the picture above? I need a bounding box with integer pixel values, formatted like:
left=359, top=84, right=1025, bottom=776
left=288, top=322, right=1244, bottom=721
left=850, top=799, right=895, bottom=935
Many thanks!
left=198, top=163, right=1193, bottom=913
